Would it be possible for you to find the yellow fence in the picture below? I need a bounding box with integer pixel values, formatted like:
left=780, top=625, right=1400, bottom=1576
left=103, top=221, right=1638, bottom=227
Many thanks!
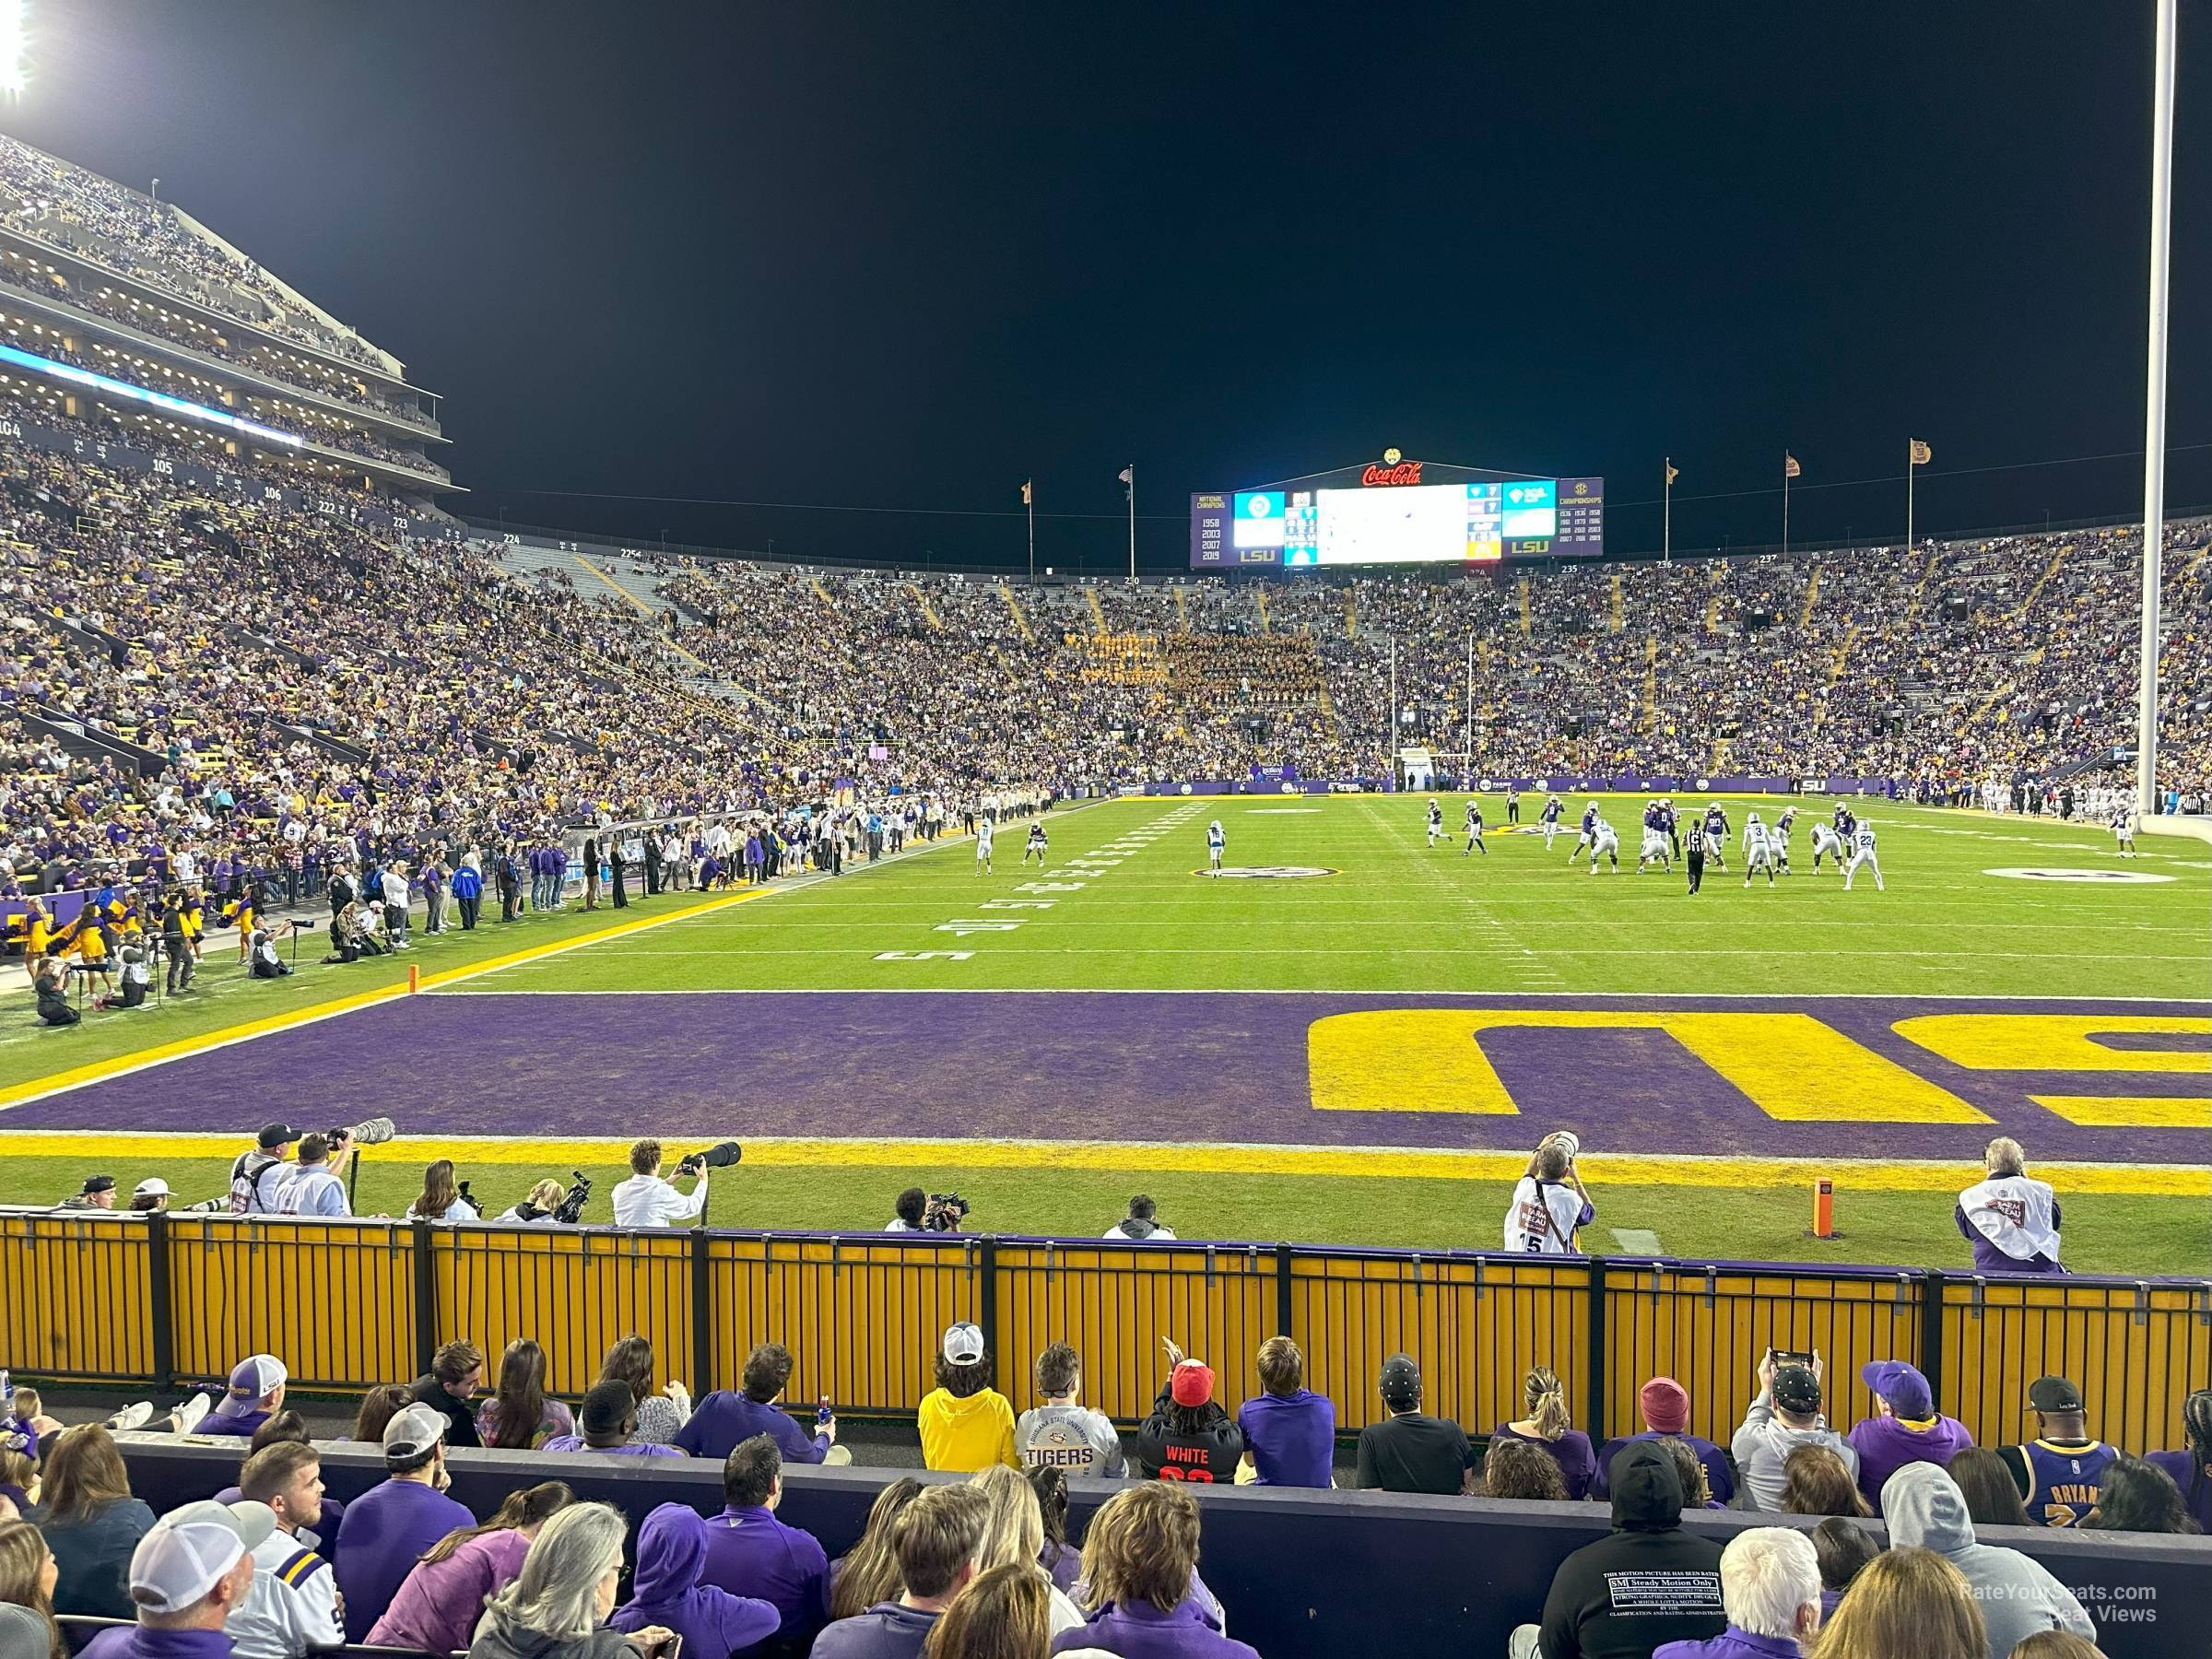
left=4, top=1214, right=2205, bottom=1452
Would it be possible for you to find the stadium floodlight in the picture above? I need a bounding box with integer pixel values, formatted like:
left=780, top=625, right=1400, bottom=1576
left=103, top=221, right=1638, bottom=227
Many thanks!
left=0, top=0, right=26, bottom=98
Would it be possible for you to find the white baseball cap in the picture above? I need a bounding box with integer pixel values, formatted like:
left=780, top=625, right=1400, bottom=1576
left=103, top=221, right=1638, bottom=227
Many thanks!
left=941, top=1322, right=986, bottom=1366
left=134, top=1178, right=171, bottom=1198
left=128, top=1500, right=276, bottom=1613
left=215, top=1355, right=288, bottom=1416
left=382, top=1402, right=449, bottom=1460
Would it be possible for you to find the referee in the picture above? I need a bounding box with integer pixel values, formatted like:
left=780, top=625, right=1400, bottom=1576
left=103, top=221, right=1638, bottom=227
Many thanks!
left=1686, top=825, right=1706, bottom=895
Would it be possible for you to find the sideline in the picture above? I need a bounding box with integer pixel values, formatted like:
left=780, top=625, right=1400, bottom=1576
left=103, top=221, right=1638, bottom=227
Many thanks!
left=0, top=1129, right=2200, bottom=1196
left=0, top=806, right=1089, bottom=1112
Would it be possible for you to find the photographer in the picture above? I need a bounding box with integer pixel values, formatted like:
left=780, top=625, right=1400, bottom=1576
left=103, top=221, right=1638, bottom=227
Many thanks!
left=496, top=1178, right=574, bottom=1224
left=406, top=1160, right=480, bottom=1223
left=31, top=954, right=78, bottom=1027
left=274, top=1133, right=353, bottom=1218
left=612, top=1139, right=709, bottom=1228
left=230, top=1124, right=300, bottom=1216
left=96, top=945, right=150, bottom=1011
left=1503, top=1130, right=1595, bottom=1254
left=249, top=927, right=293, bottom=979
left=886, top=1188, right=927, bottom=1232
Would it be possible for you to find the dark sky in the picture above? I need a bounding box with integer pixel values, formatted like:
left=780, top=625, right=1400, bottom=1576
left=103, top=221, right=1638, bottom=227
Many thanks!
left=6, top=2, right=2206, bottom=571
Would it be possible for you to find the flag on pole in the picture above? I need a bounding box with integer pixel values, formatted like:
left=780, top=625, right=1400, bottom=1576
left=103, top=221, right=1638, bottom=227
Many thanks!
left=1665, top=461, right=1680, bottom=484
left=1117, top=465, right=1133, bottom=485
left=1784, top=453, right=1802, bottom=478
left=1910, top=440, right=1932, bottom=466
left=1020, top=479, right=1032, bottom=505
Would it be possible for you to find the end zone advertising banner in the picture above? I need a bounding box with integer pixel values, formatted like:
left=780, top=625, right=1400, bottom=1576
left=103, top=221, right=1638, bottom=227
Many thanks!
left=1191, top=463, right=1602, bottom=570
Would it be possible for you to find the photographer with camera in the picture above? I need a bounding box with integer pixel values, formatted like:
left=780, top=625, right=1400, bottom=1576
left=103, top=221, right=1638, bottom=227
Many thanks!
left=406, top=1160, right=481, bottom=1223
left=31, top=953, right=78, bottom=1027
left=613, top=1139, right=737, bottom=1228
left=1503, top=1130, right=1595, bottom=1254
left=886, top=1188, right=971, bottom=1233
left=275, top=1133, right=354, bottom=1218
left=249, top=927, right=293, bottom=979
left=496, top=1177, right=584, bottom=1224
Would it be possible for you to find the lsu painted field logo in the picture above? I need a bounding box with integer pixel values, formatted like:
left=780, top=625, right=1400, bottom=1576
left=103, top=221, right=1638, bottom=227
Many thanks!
left=1199, top=865, right=1340, bottom=879
left=1984, top=866, right=2175, bottom=884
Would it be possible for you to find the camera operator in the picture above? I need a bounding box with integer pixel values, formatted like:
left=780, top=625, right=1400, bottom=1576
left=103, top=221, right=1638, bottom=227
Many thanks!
left=494, top=1178, right=572, bottom=1224
left=230, top=1124, right=301, bottom=1215
left=160, top=896, right=194, bottom=994
left=612, top=1138, right=710, bottom=1228
left=885, top=1187, right=927, bottom=1231
left=97, top=944, right=151, bottom=1011
left=274, top=1132, right=354, bottom=1218
left=249, top=927, right=293, bottom=979
left=30, top=953, right=78, bottom=1027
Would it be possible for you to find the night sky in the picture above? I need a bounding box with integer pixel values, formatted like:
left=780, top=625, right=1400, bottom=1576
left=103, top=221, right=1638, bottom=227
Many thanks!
left=6, top=2, right=2206, bottom=572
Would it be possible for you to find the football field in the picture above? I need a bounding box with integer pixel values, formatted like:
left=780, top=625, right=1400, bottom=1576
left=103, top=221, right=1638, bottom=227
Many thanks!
left=3, top=794, right=2207, bottom=1274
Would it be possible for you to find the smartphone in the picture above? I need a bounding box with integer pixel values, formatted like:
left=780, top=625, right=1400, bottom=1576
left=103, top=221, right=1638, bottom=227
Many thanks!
left=656, top=1638, right=683, bottom=1659
left=816, top=1394, right=832, bottom=1426
left=1772, top=1348, right=1814, bottom=1371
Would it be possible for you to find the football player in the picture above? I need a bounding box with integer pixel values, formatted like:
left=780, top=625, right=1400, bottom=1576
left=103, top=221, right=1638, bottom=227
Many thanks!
left=1842, top=818, right=1884, bottom=891
left=1462, top=798, right=1488, bottom=857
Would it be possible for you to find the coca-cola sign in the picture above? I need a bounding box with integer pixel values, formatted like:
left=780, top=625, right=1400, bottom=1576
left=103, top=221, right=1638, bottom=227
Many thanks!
left=1360, top=461, right=1423, bottom=487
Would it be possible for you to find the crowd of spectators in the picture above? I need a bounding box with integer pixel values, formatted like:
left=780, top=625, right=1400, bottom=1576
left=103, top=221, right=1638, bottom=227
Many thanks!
left=2, top=1319, right=2204, bottom=1659
left=0, top=135, right=391, bottom=373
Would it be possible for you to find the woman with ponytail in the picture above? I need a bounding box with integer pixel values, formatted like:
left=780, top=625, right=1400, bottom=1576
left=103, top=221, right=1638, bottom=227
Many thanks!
left=1490, top=1365, right=1597, bottom=1499
left=2145, top=1389, right=2212, bottom=1533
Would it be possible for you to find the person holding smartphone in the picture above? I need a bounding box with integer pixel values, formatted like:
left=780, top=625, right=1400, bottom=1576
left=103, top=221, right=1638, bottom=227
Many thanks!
left=1730, top=1348, right=1861, bottom=1512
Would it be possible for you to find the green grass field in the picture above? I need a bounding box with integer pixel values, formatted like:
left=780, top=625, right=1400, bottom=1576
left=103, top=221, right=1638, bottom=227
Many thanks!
left=4, top=794, right=2207, bottom=1275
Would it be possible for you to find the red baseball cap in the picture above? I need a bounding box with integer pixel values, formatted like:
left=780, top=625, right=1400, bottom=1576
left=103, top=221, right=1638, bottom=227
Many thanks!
left=1170, top=1359, right=1215, bottom=1407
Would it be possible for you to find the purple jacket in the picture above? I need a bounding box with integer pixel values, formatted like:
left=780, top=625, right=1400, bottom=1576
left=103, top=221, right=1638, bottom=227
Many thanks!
left=808, top=1603, right=938, bottom=1659
left=676, top=1392, right=832, bottom=1463
left=699, top=1505, right=830, bottom=1645
left=612, top=1504, right=781, bottom=1659
left=1655, top=1626, right=1805, bottom=1659
left=333, top=1477, right=477, bottom=1642
left=541, top=1434, right=683, bottom=1456
left=1593, top=1431, right=1736, bottom=1505
left=1236, top=1389, right=1335, bottom=1488
left=1051, top=1601, right=1260, bottom=1659
left=2146, top=1450, right=2212, bottom=1531
left=368, top=1528, right=530, bottom=1654
left=1491, top=1424, right=1599, bottom=1500
left=79, top=1628, right=236, bottom=1659
left=1846, top=1411, right=1974, bottom=1504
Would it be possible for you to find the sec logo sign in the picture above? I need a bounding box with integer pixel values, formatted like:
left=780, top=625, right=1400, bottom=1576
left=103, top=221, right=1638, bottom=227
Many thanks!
left=1983, top=866, right=2174, bottom=884
left=1197, top=865, right=1339, bottom=879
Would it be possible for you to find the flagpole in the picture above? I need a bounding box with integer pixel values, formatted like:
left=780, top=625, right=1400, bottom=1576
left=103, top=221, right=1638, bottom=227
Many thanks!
left=1026, top=484, right=1035, bottom=583
left=2137, top=0, right=2177, bottom=816
left=1663, top=458, right=1673, bottom=564
left=1906, top=441, right=1914, bottom=554
left=1125, top=465, right=1135, bottom=581
left=1389, top=637, right=1399, bottom=788
left=1783, top=458, right=1791, bottom=556
left=1464, top=630, right=1473, bottom=771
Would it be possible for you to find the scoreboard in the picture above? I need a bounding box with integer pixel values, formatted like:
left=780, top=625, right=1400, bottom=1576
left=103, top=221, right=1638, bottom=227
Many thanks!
left=1190, top=471, right=1603, bottom=570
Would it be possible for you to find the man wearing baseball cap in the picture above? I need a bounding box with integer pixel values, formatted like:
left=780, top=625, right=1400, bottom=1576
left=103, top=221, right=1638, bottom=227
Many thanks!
left=1730, top=1350, right=1859, bottom=1512
left=76, top=1500, right=273, bottom=1659
left=1593, top=1376, right=1735, bottom=1505
left=1354, top=1354, right=1472, bottom=1495
left=330, top=1406, right=472, bottom=1641
left=130, top=1179, right=172, bottom=1215
left=1134, top=1337, right=1243, bottom=1485
left=229, top=1127, right=300, bottom=1218
left=916, top=1324, right=1017, bottom=1472
left=56, top=1174, right=119, bottom=1211
left=1845, top=1360, right=1972, bottom=1504
left=1997, top=1375, right=2116, bottom=1527
left=198, top=1359, right=288, bottom=1441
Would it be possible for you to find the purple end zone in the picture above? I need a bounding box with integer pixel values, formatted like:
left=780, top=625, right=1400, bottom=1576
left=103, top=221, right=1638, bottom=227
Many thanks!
left=6, top=992, right=2207, bottom=1165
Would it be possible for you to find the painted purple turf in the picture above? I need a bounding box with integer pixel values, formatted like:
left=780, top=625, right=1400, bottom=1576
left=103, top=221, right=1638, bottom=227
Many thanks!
left=9, top=992, right=2206, bottom=1164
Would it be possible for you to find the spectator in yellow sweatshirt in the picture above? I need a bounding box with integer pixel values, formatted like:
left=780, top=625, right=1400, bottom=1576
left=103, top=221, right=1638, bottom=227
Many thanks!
left=918, top=1323, right=1018, bottom=1472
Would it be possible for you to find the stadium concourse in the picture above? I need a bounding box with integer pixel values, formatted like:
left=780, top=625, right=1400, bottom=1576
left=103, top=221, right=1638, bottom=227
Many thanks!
left=0, top=127, right=2209, bottom=1659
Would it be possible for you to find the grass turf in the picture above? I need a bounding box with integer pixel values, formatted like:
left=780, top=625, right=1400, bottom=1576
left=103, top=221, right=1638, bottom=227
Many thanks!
left=6, top=795, right=2207, bottom=1274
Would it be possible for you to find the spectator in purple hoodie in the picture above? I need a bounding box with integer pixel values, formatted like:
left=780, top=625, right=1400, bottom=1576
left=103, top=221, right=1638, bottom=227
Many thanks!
left=1845, top=1360, right=1972, bottom=1505
left=542, top=1382, right=683, bottom=1457
left=610, top=1504, right=779, bottom=1659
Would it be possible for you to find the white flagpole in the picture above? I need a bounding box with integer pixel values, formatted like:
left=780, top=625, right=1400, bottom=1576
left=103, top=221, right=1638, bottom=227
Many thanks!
left=1464, top=631, right=1474, bottom=767
left=1027, top=486, right=1035, bottom=583
left=1663, top=459, right=1673, bottom=564
left=1783, top=460, right=1791, bottom=555
left=1906, top=441, right=1914, bottom=553
left=2138, top=0, right=2177, bottom=816
left=1389, top=637, right=1399, bottom=786
left=1125, top=465, right=1135, bottom=581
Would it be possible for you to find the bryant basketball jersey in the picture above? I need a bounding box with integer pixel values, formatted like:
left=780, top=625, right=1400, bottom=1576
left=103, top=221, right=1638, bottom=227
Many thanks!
left=2021, top=1439, right=2116, bottom=1526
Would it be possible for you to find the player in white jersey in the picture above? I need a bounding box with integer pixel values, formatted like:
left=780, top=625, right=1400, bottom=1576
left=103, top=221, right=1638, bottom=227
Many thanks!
left=1206, top=818, right=1226, bottom=875
left=974, top=816, right=994, bottom=874
left=1539, top=794, right=1564, bottom=850
left=2113, top=806, right=2138, bottom=857
left=1586, top=815, right=1620, bottom=874
left=1023, top=821, right=1049, bottom=865
left=1427, top=797, right=1443, bottom=847
left=1741, top=812, right=1778, bottom=887
left=1636, top=821, right=1671, bottom=873
left=1462, top=798, right=1488, bottom=856
left=1809, top=820, right=1845, bottom=871
left=1842, top=819, right=1883, bottom=890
